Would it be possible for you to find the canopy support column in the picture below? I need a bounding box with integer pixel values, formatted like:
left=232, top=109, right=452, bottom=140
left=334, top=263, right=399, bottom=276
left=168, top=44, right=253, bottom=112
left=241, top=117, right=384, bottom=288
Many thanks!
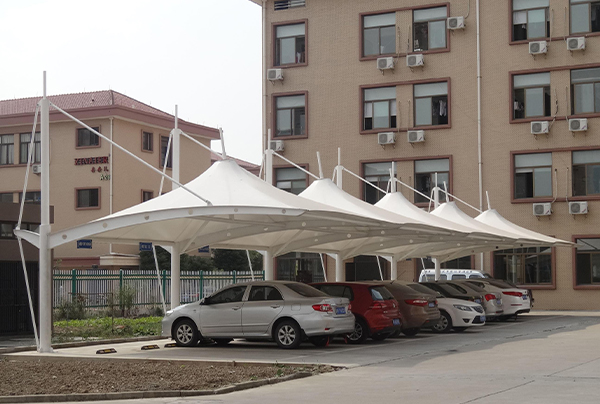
left=172, top=106, right=180, bottom=190
left=390, top=258, right=398, bottom=280
left=170, top=244, right=180, bottom=309
left=39, top=72, right=52, bottom=353
left=335, top=254, right=345, bottom=282
left=264, top=250, right=273, bottom=280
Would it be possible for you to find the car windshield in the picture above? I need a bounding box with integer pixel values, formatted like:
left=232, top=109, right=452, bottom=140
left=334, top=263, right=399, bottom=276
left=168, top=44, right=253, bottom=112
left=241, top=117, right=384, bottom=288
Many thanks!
left=370, top=286, right=395, bottom=301
left=285, top=283, right=329, bottom=297
left=407, top=283, right=443, bottom=298
left=444, top=283, right=470, bottom=294
left=485, top=279, right=518, bottom=289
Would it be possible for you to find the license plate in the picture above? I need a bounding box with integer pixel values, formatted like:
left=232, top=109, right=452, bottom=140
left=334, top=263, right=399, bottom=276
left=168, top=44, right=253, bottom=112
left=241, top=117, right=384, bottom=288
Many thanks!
left=392, top=318, right=400, bottom=326
left=428, top=302, right=435, bottom=308
left=335, top=307, right=346, bottom=315
left=480, top=315, right=486, bottom=322
left=522, top=295, right=528, bottom=300
left=475, top=299, right=482, bottom=304
left=496, top=299, right=501, bottom=304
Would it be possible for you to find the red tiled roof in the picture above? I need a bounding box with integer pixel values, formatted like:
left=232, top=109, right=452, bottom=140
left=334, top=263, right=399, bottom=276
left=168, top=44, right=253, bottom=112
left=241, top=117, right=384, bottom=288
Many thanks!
left=211, top=152, right=260, bottom=175
left=0, top=90, right=173, bottom=118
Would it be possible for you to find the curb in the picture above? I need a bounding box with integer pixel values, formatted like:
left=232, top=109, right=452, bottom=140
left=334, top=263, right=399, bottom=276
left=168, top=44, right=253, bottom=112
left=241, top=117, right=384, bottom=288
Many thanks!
left=0, top=336, right=167, bottom=355
left=0, top=372, right=313, bottom=403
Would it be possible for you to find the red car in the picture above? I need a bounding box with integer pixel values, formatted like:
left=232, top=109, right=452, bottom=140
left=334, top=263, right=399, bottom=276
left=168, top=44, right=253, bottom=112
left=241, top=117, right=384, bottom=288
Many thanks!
left=311, top=282, right=402, bottom=343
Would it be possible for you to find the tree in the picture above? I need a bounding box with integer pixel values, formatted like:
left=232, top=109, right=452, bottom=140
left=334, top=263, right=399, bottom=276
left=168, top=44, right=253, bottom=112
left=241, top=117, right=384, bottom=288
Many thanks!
left=213, top=249, right=263, bottom=272
left=139, top=247, right=261, bottom=273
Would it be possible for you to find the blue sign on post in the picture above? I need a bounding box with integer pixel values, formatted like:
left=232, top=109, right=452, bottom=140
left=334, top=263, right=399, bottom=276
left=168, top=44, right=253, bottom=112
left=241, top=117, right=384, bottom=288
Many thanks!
left=139, top=242, right=153, bottom=251
left=77, top=239, right=93, bottom=249
left=198, top=246, right=210, bottom=253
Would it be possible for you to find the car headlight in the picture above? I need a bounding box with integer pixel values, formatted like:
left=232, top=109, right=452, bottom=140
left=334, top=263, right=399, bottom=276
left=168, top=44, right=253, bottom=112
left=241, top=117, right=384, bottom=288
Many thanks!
left=165, top=310, right=174, bottom=316
left=453, top=304, right=473, bottom=311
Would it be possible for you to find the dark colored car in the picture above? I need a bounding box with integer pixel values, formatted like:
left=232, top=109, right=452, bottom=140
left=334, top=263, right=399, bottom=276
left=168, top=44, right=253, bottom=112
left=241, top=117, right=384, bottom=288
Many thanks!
left=420, top=281, right=484, bottom=304
left=311, top=282, right=402, bottom=343
left=367, top=281, right=440, bottom=337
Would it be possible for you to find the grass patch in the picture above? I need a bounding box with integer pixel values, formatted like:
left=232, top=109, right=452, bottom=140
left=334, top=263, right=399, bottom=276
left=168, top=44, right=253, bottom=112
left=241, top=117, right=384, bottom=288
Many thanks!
left=53, top=316, right=161, bottom=343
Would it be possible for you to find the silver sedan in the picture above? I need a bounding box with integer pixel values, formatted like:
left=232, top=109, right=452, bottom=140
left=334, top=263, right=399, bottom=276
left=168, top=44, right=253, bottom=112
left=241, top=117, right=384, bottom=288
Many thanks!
left=161, top=281, right=355, bottom=349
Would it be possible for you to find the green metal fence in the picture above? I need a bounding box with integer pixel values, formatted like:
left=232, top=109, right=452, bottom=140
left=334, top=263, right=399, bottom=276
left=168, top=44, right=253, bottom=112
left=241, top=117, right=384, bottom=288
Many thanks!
left=53, top=269, right=264, bottom=310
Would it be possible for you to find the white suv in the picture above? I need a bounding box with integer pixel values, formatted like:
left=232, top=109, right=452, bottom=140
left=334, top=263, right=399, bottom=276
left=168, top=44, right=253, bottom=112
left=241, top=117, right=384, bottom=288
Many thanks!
left=419, top=269, right=488, bottom=282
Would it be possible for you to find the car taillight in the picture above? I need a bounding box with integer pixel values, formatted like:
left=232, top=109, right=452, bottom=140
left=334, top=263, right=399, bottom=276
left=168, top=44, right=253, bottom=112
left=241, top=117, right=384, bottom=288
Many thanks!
left=312, top=304, right=333, bottom=312
left=368, top=301, right=385, bottom=310
left=405, top=299, right=428, bottom=307
left=502, top=291, right=523, bottom=297
left=484, top=294, right=496, bottom=301
left=348, top=303, right=352, bottom=311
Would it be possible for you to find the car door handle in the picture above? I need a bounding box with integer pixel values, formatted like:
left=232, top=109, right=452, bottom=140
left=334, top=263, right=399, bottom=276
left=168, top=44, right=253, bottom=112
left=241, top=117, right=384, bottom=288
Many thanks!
left=270, top=305, right=281, bottom=309
left=232, top=306, right=241, bottom=311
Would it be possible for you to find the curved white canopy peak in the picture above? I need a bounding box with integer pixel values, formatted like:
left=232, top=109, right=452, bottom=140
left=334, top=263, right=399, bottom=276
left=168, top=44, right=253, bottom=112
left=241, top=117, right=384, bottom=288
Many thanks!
left=47, top=159, right=402, bottom=251
left=475, top=209, right=572, bottom=247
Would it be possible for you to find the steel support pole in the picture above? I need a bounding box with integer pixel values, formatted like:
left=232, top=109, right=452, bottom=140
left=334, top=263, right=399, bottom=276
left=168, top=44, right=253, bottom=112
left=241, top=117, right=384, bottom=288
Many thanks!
left=170, top=244, right=180, bottom=310
left=39, top=72, right=52, bottom=353
left=172, top=106, right=180, bottom=190
left=335, top=254, right=345, bottom=282
left=390, top=258, right=398, bottom=280
left=264, top=250, right=273, bottom=280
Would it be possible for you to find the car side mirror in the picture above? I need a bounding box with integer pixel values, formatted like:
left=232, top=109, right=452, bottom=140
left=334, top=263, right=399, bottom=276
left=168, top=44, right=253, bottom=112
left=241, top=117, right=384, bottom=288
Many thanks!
left=200, top=298, right=208, bottom=305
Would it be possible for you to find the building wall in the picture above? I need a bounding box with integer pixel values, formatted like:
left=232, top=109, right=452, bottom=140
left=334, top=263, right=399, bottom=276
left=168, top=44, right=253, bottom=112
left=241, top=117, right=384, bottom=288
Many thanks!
left=263, top=0, right=600, bottom=309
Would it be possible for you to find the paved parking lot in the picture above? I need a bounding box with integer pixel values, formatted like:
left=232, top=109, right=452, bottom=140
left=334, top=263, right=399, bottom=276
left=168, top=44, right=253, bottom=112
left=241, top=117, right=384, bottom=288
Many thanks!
left=9, top=312, right=600, bottom=403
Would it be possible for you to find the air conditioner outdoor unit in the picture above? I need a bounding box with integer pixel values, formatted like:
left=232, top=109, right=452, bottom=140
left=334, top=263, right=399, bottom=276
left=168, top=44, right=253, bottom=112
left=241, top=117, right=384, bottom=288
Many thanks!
left=569, top=201, right=588, bottom=215
left=406, top=54, right=424, bottom=67
left=270, top=140, right=284, bottom=152
left=378, top=132, right=395, bottom=145
left=267, top=68, right=284, bottom=81
left=529, top=40, right=548, bottom=55
left=567, top=37, right=585, bottom=51
left=533, top=203, right=552, bottom=216
left=447, top=16, right=465, bottom=30
left=569, top=118, right=588, bottom=132
left=531, top=121, right=549, bottom=135
left=407, top=130, right=425, bottom=143
left=32, top=164, right=42, bottom=174
left=377, top=57, right=394, bottom=70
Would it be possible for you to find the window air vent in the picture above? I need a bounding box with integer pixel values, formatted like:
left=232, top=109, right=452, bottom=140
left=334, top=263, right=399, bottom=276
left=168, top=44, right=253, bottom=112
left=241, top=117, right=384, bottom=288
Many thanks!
left=270, top=140, right=284, bottom=152
left=267, top=68, right=283, bottom=81
left=407, top=130, right=425, bottom=143
left=531, top=121, right=549, bottom=135
left=533, top=203, right=552, bottom=216
left=447, top=16, right=465, bottom=29
left=377, top=57, right=394, bottom=70
left=274, top=0, right=306, bottom=11
left=569, top=118, right=588, bottom=132
left=378, top=132, right=395, bottom=145
left=569, top=201, right=588, bottom=215
left=529, top=41, right=547, bottom=55
left=406, top=54, right=424, bottom=67
left=567, top=37, right=585, bottom=51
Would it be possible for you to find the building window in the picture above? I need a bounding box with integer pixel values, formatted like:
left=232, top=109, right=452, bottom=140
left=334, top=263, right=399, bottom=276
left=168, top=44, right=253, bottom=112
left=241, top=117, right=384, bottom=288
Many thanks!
left=572, top=150, right=600, bottom=196
left=571, top=67, right=600, bottom=115
left=415, top=159, right=450, bottom=204
left=514, top=153, right=552, bottom=199
left=0, top=223, right=14, bottom=238
left=363, top=162, right=392, bottom=204
left=76, top=188, right=100, bottom=209
left=276, top=252, right=324, bottom=283
left=570, top=0, right=600, bottom=34
left=19, top=191, right=41, bottom=204
left=0, top=134, right=14, bottom=165
left=363, top=87, right=396, bottom=130
left=513, top=72, right=551, bottom=119
left=494, top=247, right=552, bottom=285
left=414, top=82, right=448, bottom=127
left=274, top=0, right=305, bottom=11
left=142, top=190, right=154, bottom=202
left=19, top=132, right=41, bottom=164
left=160, top=136, right=172, bottom=168
left=413, top=6, right=447, bottom=52
left=363, top=13, right=396, bottom=57
left=142, top=131, right=153, bottom=152
left=575, top=237, right=600, bottom=285
left=0, top=193, right=13, bottom=203
left=512, top=0, right=550, bottom=41
left=275, top=94, right=306, bottom=137
left=275, top=23, right=305, bottom=66
left=275, top=167, right=306, bottom=195
left=76, top=127, right=100, bottom=148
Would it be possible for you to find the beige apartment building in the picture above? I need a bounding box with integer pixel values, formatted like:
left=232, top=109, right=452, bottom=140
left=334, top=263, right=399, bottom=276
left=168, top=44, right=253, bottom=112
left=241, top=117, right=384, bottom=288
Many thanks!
left=0, top=90, right=219, bottom=270
left=253, top=0, right=600, bottom=310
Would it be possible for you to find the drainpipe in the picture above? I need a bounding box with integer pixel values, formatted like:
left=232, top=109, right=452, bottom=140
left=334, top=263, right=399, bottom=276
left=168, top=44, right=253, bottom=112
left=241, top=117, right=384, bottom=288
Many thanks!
left=476, top=0, right=484, bottom=271
left=262, top=0, right=267, bottom=157
left=109, top=117, right=114, bottom=256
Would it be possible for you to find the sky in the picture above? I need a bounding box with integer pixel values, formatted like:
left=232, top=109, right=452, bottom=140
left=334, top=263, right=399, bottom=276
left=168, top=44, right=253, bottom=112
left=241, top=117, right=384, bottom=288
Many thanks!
left=0, top=0, right=263, bottom=164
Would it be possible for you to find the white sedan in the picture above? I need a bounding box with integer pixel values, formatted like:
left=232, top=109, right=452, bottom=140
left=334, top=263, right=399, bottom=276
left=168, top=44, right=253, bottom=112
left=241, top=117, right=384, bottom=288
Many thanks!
left=161, top=281, right=355, bottom=349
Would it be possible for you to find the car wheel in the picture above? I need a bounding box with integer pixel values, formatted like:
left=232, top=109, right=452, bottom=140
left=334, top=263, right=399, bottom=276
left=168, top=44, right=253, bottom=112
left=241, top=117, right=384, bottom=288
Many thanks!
left=173, top=319, right=199, bottom=347
left=274, top=320, right=302, bottom=349
left=401, top=328, right=420, bottom=337
left=432, top=311, right=452, bottom=333
left=309, top=336, right=330, bottom=347
left=453, top=327, right=467, bottom=332
left=346, top=318, right=369, bottom=344
left=213, top=338, right=233, bottom=346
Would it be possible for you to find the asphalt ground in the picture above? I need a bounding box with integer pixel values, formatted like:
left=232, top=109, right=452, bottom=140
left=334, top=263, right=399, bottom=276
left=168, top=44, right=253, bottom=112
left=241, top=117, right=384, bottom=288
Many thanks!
left=7, top=311, right=600, bottom=403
